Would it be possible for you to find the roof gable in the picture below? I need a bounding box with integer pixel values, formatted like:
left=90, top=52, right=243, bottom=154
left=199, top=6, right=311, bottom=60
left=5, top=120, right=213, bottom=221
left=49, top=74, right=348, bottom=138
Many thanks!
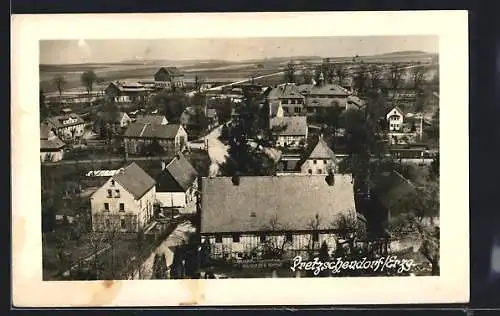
left=112, top=162, right=156, bottom=200
left=156, top=153, right=199, bottom=192
left=201, top=175, right=355, bottom=233
left=270, top=116, right=308, bottom=136
left=123, top=122, right=181, bottom=139
left=267, top=84, right=305, bottom=100
left=307, top=137, right=336, bottom=160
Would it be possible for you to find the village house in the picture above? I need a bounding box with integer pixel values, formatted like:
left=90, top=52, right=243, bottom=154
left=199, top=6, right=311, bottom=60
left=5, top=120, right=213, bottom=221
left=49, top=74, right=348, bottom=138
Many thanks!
left=134, top=114, right=169, bottom=125
left=386, top=106, right=405, bottom=132
left=266, top=84, right=306, bottom=117
left=298, top=83, right=350, bottom=115
left=299, top=136, right=337, bottom=175
left=96, top=111, right=132, bottom=132
left=90, top=162, right=156, bottom=233
left=200, top=174, right=357, bottom=261
left=269, top=116, right=308, bottom=148
left=105, top=81, right=150, bottom=104
left=123, top=122, right=188, bottom=155
left=154, top=66, right=185, bottom=90
left=155, top=153, right=199, bottom=213
left=40, top=123, right=66, bottom=162
left=45, top=113, right=85, bottom=142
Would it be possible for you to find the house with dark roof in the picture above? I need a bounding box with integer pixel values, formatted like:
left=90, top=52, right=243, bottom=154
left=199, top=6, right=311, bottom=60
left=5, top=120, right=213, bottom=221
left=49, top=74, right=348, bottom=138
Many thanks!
left=200, top=174, right=356, bottom=260
left=40, top=123, right=66, bottom=162
left=90, top=162, right=157, bottom=232
left=154, top=66, right=185, bottom=89
left=270, top=116, right=308, bottom=148
left=155, top=153, right=199, bottom=212
left=266, top=84, right=306, bottom=117
left=135, top=114, right=169, bottom=126
left=45, top=114, right=86, bottom=142
left=298, top=83, right=350, bottom=115
left=123, top=122, right=188, bottom=155
left=299, top=136, right=337, bottom=175
left=105, top=81, right=150, bottom=104
left=96, top=111, right=132, bottom=131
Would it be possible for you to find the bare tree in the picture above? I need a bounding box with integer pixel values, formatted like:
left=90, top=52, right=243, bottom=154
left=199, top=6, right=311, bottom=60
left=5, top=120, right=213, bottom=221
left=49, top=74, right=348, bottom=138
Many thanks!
left=284, top=62, right=296, bottom=83
left=335, top=65, right=347, bottom=85
left=81, top=70, right=98, bottom=106
left=410, top=62, right=426, bottom=91
left=194, top=73, right=205, bottom=92
left=389, top=64, right=404, bottom=90
left=260, top=214, right=292, bottom=259
left=389, top=182, right=440, bottom=275
left=87, top=232, right=107, bottom=279
left=302, top=65, right=314, bottom=84
left=368, top=65, right=383, bottom=90
left=53, top=75, right=67, bottom=105
left=305, top=213, right=322, bottom=258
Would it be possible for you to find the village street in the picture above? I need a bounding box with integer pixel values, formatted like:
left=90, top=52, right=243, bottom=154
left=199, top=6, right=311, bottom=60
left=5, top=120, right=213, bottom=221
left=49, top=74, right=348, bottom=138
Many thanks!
left=189, top=124, right=229, bottom=177
left=135, top=220, right=196, bottom=279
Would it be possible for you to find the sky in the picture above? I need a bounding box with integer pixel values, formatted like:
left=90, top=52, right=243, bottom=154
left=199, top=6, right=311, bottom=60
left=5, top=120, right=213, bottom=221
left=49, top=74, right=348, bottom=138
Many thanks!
left=40, top=36, right=438, bottom=64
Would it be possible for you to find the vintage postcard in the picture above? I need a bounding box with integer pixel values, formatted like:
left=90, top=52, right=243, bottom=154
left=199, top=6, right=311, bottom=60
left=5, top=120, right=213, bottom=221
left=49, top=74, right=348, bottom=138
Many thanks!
left=11, top=11, right=469, bottom=307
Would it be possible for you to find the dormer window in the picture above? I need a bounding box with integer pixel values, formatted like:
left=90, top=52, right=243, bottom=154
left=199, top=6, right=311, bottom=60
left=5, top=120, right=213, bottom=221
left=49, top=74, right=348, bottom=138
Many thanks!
left=111, top=180, right=115, bottom=186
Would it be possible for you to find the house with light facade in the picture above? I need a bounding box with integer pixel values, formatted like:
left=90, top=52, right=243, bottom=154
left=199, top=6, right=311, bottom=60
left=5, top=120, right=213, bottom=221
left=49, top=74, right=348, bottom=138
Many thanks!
left=90, top=162, right=156, bottom=232
left=45, top=114, right=86, bottom=142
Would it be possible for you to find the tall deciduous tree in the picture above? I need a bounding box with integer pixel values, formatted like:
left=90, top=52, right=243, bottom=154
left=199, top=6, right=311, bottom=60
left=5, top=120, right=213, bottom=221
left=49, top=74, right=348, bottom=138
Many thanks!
left=284, top=62, right=296, bottom=83
left=80, top=70, right=98, bottom=105
left=53, top=75, right=67, bottom=104
left=410, top=62, right=426, bottom=91
left=389, top=64, right=404, bottom=90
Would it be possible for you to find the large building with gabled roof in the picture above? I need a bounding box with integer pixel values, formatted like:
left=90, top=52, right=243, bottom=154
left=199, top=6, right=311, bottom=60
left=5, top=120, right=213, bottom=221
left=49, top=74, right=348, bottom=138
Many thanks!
left=299, top=136, right=337, bottom=175
left=200, top=174, right=356, bottom=260
left=90, top=162, right=156, bottom=232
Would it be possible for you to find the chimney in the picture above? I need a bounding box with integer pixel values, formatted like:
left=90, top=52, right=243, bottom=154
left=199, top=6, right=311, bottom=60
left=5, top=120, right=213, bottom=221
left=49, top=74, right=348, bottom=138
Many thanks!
left=325, top=169, right=335, bottom=186
left=231, top=174, right=240, bottom=186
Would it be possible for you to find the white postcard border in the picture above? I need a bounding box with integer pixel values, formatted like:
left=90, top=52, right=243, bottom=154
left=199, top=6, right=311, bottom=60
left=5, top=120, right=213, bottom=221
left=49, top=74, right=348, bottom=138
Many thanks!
left=11, top=11, right=469, bottom=307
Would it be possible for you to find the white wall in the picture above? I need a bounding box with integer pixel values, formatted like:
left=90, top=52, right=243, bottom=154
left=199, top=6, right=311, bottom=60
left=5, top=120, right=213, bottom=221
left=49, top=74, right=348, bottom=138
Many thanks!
left=300, top=158, right=335, bottom=175
left=40, top=150, right=64, bottom=162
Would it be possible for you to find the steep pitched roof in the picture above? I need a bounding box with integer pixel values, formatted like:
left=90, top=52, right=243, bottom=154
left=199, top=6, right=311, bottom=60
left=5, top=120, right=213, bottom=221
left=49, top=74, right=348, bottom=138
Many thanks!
left=307, top=137, right=336, bottom=160
left=387, top=106, right=405, bottom=118
left=156, top=153, right=199, bottom=192
left=270, top=116, right=308, bottom=136
left=200, top=175, right=356, bottom=233
left=157, top=66, right=183, bottom=76
left=267, top=84, right=305, bottom=100
left=40, top=137, right=66, bottom=150
left=112, top=162, right=156, bottom=200
left=135, top=114, right=168, bottom=125
left=123, top=122, right=181, bottom=139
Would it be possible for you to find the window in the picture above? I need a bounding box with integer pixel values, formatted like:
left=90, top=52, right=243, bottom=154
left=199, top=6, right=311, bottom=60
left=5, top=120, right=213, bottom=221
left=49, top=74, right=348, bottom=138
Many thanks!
left=120, top=218, right=126, bottom=229
left=312, top=232, right=319, bottom=242
left=215, top=235, right=223, bottom=243
left=104, top=203, right=109, bottom=211
left=283, top=107, right=289, bottom=113
left=323, top=160, right=328, bottom=165
left=286, top=233, right=293, bottom=242
left=107, top=189, right=112, bottom=197
left=290, top=99, right=296, bottom=104
left=250, top=212, right=256, bottom=218
left=294, top=107, right=301, bottom=113
left=232, top=233, right=241, bottom=243
left=297, top=99, right=303, bottom=104
left=313, top=160, right=317, bottom=164
left=111, top=180, right=115, bottom=186
left=317, top=169, right=322, bottom=174
left=260, top=233, right=267, bottom=243
left=115, top=189, right=120, bottom=198
left=119, top=203, right=125, bottom=212
left=308, top=169, right=312, bottom=174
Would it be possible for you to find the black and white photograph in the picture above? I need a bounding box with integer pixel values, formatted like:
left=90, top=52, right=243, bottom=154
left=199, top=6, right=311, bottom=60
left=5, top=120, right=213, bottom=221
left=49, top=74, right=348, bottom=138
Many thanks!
left=12, top=11, right=468, bottom=306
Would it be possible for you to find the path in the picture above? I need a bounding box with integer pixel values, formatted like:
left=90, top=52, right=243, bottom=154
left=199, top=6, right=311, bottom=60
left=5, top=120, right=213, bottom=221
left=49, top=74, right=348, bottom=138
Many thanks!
left=189, top=125, right=229, bottom=177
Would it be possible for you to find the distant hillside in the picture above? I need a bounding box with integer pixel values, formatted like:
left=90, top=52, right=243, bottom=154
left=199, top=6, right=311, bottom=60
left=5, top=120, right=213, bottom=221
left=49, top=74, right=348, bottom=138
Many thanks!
left=377, top=50, right=432, bottom=57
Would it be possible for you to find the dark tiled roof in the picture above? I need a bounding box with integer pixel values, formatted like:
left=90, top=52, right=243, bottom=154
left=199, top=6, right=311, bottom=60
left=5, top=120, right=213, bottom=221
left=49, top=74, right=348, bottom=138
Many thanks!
left=307, top=137, right=336, bottom=160
left=112, top=162, right=156, bottom=200
left=200, top=175, right=356, bottom=233
left=156, top=153, right=199, bottom=192
left=135, top=114, right=168, bottom=125
left=98, top=111, right=129, bottom=124
left=270, top=116, right=308, bottom=136
left=40, top=138, right=66, bottom=150
left=123, top=122, right=182, bottom=139
left=157, top=66, right=183, bottom=76
left=372, top=171, right=416, bottom=212
left=267, top=84, right=305, bottom=100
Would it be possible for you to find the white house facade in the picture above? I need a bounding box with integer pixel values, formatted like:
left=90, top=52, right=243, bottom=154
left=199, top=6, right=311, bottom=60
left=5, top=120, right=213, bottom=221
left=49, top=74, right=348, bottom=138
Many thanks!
left=386, top=107, right=404, bottom=132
